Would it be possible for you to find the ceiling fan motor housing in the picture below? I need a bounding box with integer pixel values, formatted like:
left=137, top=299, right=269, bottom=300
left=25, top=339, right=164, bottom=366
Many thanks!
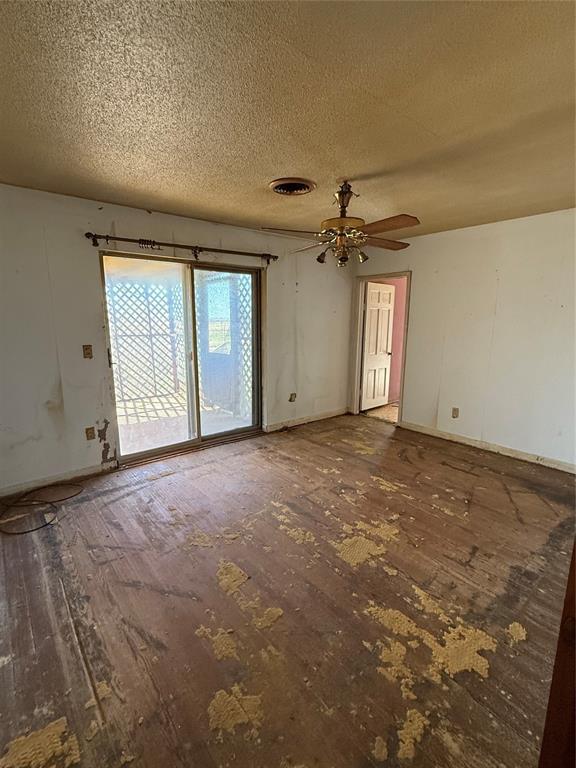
left=321, top=216, right=365, bottom=231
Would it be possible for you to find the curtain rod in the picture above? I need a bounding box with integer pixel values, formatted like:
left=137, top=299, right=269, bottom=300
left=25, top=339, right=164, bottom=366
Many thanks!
left=84, top=232, right=279, bottom=264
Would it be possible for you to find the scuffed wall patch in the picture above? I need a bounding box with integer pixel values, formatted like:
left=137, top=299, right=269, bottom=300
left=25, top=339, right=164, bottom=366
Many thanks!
left=96, top=418, right=116, bottom=466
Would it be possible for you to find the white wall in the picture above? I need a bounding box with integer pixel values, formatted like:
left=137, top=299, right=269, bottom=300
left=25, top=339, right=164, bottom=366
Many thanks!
left=357, top=209, right=575, bottom=469
left=0, top=184, right=352, bottom=492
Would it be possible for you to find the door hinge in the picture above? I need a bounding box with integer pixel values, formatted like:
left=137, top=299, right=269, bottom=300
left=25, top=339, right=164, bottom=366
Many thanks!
left=107, top=348, right=113, bottom=367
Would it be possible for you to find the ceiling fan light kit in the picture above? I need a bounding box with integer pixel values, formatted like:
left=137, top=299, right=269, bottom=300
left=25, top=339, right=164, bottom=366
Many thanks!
left=264, top=181, right=420, bottom=267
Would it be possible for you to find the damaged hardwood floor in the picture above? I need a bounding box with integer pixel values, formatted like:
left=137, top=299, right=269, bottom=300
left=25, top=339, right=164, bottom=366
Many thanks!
left=0, top=415, right=574, bottom=768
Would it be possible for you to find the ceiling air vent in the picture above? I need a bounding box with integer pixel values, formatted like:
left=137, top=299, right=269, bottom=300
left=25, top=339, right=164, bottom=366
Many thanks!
left=269, top=178, right=316, bottom=196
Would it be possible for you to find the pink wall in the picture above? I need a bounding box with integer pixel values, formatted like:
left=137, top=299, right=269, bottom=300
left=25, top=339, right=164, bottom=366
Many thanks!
left=384, top=276, right=408, bottom=403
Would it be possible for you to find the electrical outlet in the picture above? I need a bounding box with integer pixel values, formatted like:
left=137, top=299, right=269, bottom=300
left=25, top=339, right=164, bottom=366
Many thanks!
left=85, top=426, right=96, bottom=440
left=82, top=344, right=93, bottom=359
left=451, top=407, right=459, bottom=419
left=289, top=393, right=297, bottom=402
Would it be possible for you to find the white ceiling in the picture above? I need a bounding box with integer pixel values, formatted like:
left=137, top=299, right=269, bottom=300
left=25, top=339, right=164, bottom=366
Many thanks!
left=0, top=1, right=574, bottom=237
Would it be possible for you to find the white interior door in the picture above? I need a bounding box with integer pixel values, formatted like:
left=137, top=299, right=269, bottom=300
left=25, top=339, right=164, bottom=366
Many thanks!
left=361, top=282, right=395, bottom=410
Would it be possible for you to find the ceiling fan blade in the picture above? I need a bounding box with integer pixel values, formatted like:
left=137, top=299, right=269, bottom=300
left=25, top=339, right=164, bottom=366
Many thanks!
left=366, top=237, right=410, bottom=251
left=362, top=214, right=420, bottom=236
left=290, top=241, right=330, bottom=253
left=261, top=227, right=321, bottom=235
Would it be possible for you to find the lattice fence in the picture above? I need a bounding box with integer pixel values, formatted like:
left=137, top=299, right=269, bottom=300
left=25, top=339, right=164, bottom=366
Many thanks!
left=106, top=277, right=187, bottom=403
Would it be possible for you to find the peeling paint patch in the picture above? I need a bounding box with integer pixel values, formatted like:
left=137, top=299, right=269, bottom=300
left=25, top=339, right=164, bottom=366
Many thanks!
left=196, top=626, right=238, bottom=660
left=372, top=735, right=388, bottom=761
left=332, top=518, right=399, bottom=568
left=84, top=680, right=112, bottom=709
left=252, top=607, right=283, bottom=630
left=96, top=418, right=115, bottom=464
left=217, top=561, right=249, bottom=594
left=333, top=535, right=388, bottom=567
left=259, top=645, right=284, bottom=664
left=273, top=514, right=316, bottom=545
left=208, top=684, right=263, bottom=736
left=342, top=438, right=377, bottom=455
left=184, top=531, right=214, bottom=549
left=377, top=639, right=416, bottom=700
left=506, top=621, right=527, bottom=645
left=0, top=716, right=80, bottom=768
left=271, top=502, right=316, bottom=545
left=397, top=709, right=429, bottom=759
left=412, top=585, right=451, bottom=624
left=371, top=475, right=407, bottom=493
left=365, top=602, right=497, bottom=682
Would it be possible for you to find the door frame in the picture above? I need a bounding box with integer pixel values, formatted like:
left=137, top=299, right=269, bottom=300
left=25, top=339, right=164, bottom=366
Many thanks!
left=99, top=249, right=263, bottom=465
left=350, top=271, right=412, bottom=422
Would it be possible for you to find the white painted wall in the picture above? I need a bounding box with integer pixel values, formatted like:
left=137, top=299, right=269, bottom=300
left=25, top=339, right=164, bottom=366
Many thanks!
left=0, top=184, right=352, bottom=492
left=357, top=209, right=576, bottom=469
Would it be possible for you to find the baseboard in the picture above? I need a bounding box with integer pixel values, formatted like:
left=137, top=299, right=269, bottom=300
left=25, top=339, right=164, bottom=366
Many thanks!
left=0, top=463, right=110, bottom=498
left=398, top=421, right=576, bottom=474
left=264, top=408, right=349, bottom=433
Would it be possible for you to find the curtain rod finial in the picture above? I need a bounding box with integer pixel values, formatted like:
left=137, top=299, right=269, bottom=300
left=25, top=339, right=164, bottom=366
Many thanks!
left=85, top=232, right=100, bottom=247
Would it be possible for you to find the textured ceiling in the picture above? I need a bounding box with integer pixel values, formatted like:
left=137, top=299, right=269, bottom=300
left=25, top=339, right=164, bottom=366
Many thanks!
left=0, top=1, right=574, bottom=237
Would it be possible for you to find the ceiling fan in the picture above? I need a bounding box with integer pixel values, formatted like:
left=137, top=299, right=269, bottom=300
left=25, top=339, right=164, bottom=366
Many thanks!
left=263, top=181, right=420, bottom=267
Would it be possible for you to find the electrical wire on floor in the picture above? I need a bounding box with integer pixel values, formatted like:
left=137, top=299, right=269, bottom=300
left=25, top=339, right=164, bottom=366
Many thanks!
left=0, top=484, right=83, bottom=535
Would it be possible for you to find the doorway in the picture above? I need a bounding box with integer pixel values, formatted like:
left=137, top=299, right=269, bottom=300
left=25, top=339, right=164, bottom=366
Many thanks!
left=102, top=254, right=260, bottom=459
left=353, top=272, right=411, bottom=425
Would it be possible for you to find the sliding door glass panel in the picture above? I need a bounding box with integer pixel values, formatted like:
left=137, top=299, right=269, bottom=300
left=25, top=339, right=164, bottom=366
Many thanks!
left=103, top=256, right=196, bottom=456
left=194, top=269, right=256, bottom=436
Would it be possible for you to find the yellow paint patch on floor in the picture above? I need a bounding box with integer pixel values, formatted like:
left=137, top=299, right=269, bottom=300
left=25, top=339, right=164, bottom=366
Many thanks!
left=217, top=560, right=249, bottom=595
left=252, top=607, right=283, bottom=630
left=235, top=592, right=261, bottom=612
left=372, top=735, right=388, bottom=761
left=270, top=501, right=292, bottom=516
left=371, top=475, right=407, bottom=493
left=0, top=716, right=80, bottom=768
left=281, top=525, right=316, bottom=544
left=437, top=624, right=497, bottom=678
left=506, top=621, right=527, bottom=645
left=217, top=560, right=282, bottom=634
left=272, top=511, right=316, bottom=545
left=84, top=680, right=112, bottom=709
left=397, top=709, right=429, bottom=759
left=218, top=531, right=241, bottom=542
left=259, top=645, right=284, bottom=664
left=343, top=439, right=377, bottom=455
left=184, top=530, right=214, bottom=548
left=196, top=626, right=238, bottom=660
left=332, top=535, right=388, bottom=567
left=207, top=684, right=263, bottom=735
left=365, top=603, right=497, bottom=683
left=377, top=640, right=416, bottom=700
left=355, top=519, right=399, bottom=543
left=85, top=719, right=99, bottom=742
left=412, top=585, right=451, bottom=624
left=332, top=518, right=400, bottom=568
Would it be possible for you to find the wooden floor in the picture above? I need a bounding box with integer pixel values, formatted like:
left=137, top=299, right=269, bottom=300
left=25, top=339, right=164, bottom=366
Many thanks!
left=0, top=415, right=573, bottom=768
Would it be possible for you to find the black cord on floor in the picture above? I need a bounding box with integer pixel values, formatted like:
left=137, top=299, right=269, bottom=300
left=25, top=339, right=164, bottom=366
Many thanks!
left=0, top=484, right=83, bottom=535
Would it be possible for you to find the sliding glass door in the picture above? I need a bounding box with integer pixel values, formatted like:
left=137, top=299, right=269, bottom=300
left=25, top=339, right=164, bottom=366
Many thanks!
left=103, top=256, right=259, bottom=458
left=194, top=269, right=256, bottom=436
